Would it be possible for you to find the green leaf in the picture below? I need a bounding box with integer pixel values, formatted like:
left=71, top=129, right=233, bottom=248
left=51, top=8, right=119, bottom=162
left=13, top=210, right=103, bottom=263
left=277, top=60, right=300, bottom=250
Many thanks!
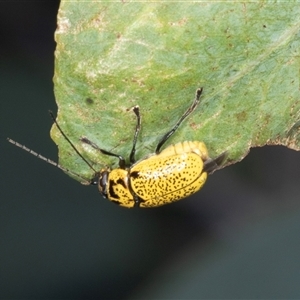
left=51, top=1, right=300, bottom=182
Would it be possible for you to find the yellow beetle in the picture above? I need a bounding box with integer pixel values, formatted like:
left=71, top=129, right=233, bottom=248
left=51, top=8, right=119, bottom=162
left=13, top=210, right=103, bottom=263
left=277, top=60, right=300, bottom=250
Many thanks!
left=8, top=88, right=226, bottom=208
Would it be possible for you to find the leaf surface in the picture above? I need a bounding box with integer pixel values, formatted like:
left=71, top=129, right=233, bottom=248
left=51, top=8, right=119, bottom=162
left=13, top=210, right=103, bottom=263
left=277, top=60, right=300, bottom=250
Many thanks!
left=51, top=1, right=300, bottom=182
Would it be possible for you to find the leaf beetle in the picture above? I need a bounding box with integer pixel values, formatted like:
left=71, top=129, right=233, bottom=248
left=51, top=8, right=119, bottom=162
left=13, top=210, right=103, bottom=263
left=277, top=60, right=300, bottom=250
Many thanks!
left=8, top=88, right=227, bottom=208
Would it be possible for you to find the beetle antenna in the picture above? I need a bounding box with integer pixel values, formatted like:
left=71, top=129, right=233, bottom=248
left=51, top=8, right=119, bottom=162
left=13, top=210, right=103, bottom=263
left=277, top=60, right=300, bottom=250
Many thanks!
left=155, top=88, right=203, bottom=154
left=7, top=138, right=92, bottom=184
left=48, top=110, right=97, bottom=173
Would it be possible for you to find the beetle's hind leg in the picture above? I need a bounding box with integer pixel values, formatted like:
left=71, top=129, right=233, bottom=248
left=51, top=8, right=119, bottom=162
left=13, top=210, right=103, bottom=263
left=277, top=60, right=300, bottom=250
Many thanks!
left=155, top=88, right=203, bottom=154
left=129, top=106, right=141, bottom=164
left=203, top=151, right=227, bottom=174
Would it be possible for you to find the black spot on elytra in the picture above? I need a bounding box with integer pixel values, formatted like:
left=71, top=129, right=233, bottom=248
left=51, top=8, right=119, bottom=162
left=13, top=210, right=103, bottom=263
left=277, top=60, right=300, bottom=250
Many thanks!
left=130, top=171, right=140, bottom=179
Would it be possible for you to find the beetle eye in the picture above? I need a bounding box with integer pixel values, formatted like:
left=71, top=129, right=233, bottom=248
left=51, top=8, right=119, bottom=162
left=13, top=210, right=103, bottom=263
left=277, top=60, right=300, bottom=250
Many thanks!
left=99, top=171, right=109, bottom=198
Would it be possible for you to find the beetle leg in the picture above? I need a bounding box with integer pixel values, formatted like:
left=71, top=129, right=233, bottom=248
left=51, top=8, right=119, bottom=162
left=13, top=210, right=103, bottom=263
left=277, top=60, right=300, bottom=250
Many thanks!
left=155, top=88, right=203, bottom=154
left=203, top=151, right=227, bottom=174
left=80, top=137, right=126, bottom=169
left=129, top=105, right=141, bottom=164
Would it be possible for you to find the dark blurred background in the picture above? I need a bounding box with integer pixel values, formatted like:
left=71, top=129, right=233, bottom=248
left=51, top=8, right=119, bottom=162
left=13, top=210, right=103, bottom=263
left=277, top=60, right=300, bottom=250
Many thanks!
left=1, top=2, right=300, bottom=299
